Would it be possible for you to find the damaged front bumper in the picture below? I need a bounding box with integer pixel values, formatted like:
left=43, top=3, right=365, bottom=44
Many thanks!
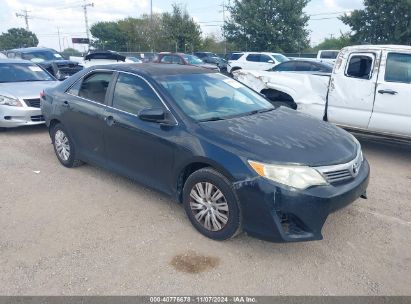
left=234, top=159, right=370, bottom=242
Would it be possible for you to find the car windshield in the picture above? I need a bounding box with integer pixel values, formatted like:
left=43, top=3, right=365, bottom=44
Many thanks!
left=155, top=73, right=274, bottom=121
left=183, top=55, right=204, bottom=65
left=21, top=50, right=64, bottom=63
left=0, top=63, right=55, bottom=83
left=272, top=54, right=289, bottom=63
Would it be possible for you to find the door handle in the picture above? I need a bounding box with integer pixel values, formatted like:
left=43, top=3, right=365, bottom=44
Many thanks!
left=378, top=89, right=398, bottom=95
left=105, top=115, right=116, bottom=126
left=62, top=100, right=70, bottom=108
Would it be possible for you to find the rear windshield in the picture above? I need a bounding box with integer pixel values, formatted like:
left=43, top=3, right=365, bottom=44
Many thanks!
left=21, top=50, right=64, bottom=63
left=0, top=63, right=55, bottom=83
left=229, top=53, right=244, bottom=61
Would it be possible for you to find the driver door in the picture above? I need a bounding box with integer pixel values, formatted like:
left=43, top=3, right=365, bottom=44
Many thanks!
left=103, top=72, right=178, bottom=193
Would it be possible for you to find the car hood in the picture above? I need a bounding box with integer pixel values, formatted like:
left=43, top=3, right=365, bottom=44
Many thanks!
left=198, top=108, right=357, bottom=167
left=195, top=63, right=219, bottom=70
left=40, top=59, right=81, bottom=67
left=0, top=81, right=58, bottom=100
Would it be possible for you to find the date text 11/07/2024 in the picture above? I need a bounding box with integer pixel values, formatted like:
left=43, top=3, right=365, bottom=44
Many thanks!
left=149, top=296, right=258, bottom=303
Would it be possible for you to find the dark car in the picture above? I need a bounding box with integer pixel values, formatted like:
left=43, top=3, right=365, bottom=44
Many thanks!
left=271, top=60, right=333, bottom=73
left=194, top=52, right=228, bottom=72
left=5, top=47, right=83, bottom=80
left=154, top=53, right=219, bottom=71
left=41, top=64, right=369, bottom=242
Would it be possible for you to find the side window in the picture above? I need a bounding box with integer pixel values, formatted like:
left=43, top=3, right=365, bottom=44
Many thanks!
left=385, top=53, right=411, bottom=84
left=160, top=55, right=173, bottom=63
left=112, top=73, right=164, bottom=115
left=229, top=53, right=243, bottom=61
left=172, top=56, right=183, bottom=64
left=346, top=54, right=374, bottom=79
left=259, top=54, right=272, bottom=63
left=7, top=52, right=15, bottom=59
left=246, top=54, right=260, bottom=62
left=77, top=72, right=113, bottom=103
left=276, top=62, right=295, bottom=71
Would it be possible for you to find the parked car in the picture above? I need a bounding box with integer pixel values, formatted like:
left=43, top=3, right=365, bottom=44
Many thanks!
left=317, top=50, right=340, bottom=65
left=154, top=53, right=219, bottom=71
left=0, top=59, right=58, bottom=129
left=70, top=51, right=130, bottom=68
left=194, top=52, right=228, bottom=72
left=126, top=56, right=143, bottom=63
left=41, top=64, right=369, bottom=242
left=227, top=52, right=289, bottom=74
left=270, top=60, right=333, bottom=73
left=233, top=45, right=411, bottom=140
left=0, top=52, right=7, bottom=59
left=5, top=47, right=83, bottom=80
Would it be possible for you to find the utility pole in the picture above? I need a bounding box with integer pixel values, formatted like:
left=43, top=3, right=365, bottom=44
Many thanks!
left=57, top=27, right=62, bottom=52
left=82, top=0, right=94, bottom=47
left=16, top=10, right=30, bottom=31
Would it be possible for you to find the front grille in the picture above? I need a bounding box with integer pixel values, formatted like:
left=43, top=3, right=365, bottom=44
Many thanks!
left=322, top=169, right=353, bottom=183
left=316, top=149, right=363, bottom=184
left=24, top=98, right=41, bottom=108
left=31, top=115, right=45, bottom=122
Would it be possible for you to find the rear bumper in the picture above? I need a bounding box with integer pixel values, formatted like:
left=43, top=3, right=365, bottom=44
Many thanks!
left=235, top=159, right=370, bottom=242
left=0, top=105, right=44, bottom=128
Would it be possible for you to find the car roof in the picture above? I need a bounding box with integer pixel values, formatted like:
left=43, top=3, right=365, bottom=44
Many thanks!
left=0, top=58, right=33, bottom=64
left=90, top=63, right=217, bottom=76
left=8, top=47, right=57, bottom=53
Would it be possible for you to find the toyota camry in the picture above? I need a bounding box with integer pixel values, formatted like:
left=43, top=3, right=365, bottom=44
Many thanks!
left=41, top=64, right=369, bottom=242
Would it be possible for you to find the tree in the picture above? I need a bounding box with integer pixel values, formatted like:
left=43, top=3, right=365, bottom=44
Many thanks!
left=162, top=3, right=202, bottom=52
left=340, top=0, right=411, bottom=45
left=0, top=28, right=38, bottom=50
left=90, top=21, right=128, bottom=51
left=61, top=48, right=82, bottom=58
left=224, top=0, right=310, bottom=52
left=313, top=33, right=353, bottom=51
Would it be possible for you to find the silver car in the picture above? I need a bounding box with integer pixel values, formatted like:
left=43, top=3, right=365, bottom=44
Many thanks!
left=0, top=59, right=58, bottom=128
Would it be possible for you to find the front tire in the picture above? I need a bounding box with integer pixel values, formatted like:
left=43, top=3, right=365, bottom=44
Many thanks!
left=183, top=168, right=242, bottom=240
left=51, top=123, right=83, bottom=168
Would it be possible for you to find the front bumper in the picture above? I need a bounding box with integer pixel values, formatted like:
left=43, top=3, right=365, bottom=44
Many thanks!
left=0, top=105, right=45, bottom=128
left=235, top=159, right=370, bottom=242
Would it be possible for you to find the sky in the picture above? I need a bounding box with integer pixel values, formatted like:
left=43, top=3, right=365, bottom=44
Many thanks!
left=0, top=0, right=365, bottom=52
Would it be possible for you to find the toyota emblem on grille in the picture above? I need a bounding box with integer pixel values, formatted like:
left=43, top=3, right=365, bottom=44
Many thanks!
left=351, top=162, right=359, bottom=176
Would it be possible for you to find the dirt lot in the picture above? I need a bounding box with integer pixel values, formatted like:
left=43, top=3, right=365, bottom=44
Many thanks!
left=0, top=125, right=410, bottom=295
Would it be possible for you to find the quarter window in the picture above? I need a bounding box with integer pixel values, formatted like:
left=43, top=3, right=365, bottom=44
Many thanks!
left=385, top=53, right=411, bottom=83
left=112, top=73, right=163, bottom=115
left=76, top=72, right=113, bottom=103
left=346, top=55, right=374, bottom=79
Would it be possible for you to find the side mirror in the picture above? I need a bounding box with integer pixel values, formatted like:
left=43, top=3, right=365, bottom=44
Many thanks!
left=139, top=108, right=176, bottom=125
left=268, top=60, right=274, bottom=64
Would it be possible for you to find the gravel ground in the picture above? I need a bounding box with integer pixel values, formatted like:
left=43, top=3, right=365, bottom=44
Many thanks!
left=0, top=125, right=410, bottom=295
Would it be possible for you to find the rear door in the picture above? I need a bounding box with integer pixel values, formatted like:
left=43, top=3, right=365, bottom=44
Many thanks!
left=103, top=72, right=177, bottom=193
left=63, top=71, right=114, bottom=163
left=327, top=51, right=380, bottom=129
left=368, top=51, right=411, bottom=138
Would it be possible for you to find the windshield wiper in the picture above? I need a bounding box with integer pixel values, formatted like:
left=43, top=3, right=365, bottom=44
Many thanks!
left=244, top=108, right=274, bottom=116
left=198, top=116, right=226, bottom=122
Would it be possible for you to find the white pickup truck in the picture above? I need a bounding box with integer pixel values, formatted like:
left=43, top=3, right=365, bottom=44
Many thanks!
left=234, top=45, right=411, bottom=140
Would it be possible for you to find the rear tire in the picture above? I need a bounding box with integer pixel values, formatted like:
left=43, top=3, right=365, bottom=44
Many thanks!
left=183, top=168, right=242, bottom=241
left=51, top=123, right=83, bottom=168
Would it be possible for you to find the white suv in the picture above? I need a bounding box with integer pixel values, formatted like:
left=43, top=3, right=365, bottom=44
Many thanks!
left=227, top=52, right=289, bottom=74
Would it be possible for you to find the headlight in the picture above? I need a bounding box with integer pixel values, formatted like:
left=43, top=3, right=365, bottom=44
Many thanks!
left=0, top=95, right=22, bottom=107
left=248, top=160, right=328, bottom=190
